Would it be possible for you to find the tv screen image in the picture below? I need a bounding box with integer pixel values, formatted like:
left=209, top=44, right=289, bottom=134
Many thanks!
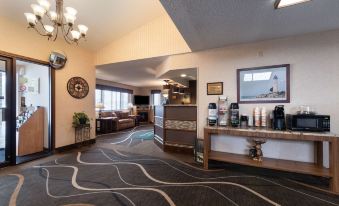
left=134, top=95, right=150, bottom=105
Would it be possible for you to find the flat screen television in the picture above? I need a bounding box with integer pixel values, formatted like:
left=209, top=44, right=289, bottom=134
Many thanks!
left=134, top=95, right=150, bottom=105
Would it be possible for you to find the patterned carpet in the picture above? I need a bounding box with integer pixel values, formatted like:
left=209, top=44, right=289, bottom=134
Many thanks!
left=0, top=127, right=339, bottom=206
left=96, top=126, right=154, bottom=147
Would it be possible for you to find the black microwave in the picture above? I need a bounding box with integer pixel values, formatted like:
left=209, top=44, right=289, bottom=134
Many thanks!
left=286, top=114, right=330, bottom=132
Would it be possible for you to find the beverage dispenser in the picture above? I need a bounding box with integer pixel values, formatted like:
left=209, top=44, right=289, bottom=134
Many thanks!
left=208, top=103, right=218, bottom=126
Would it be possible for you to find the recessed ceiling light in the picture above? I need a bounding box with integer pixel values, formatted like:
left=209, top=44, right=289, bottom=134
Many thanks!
left=274, top=0, right=311, bottom=9
left=180, top=74, right=187, bottom=77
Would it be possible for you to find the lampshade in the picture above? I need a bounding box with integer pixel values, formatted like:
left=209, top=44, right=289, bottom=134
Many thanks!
left=96, top=103, right=104, bottom=109
left=44, top=25, right=54, bottom=34
left=31, top=4, right=46, bottom=19
left=78, top=25, right=88, bottom=36
left=24, top=13, right=37, bottom=26
left=71, top=30, right=81, bottom=40
left=65, top=7, right=77, bottom=16
left=49, top=11, right=58, bottom=21
left=127, top=103, right=134, bottom=108
left=37, top=0, right=51, bottom=11
left=64, top=13, right=76, bottom=25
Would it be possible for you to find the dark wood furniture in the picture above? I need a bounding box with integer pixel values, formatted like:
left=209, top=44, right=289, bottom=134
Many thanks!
left=96, top=118, right=114, bottom=134
left=154, top=105, right=197, bottom=154
left=204, top=126, right=339, bottom=194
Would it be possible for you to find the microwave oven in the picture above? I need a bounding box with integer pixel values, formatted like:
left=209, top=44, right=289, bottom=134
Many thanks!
left=286, top=114, right=330, bottom=132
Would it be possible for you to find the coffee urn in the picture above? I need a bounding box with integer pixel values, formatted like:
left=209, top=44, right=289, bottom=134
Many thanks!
left=273, top=105, right=286, bottom=130
left=230, top=103, right=240, bottom=127
left=208, top=103, right=218, bottom=126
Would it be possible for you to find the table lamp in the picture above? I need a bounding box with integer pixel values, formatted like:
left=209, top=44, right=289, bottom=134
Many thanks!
left=96, top=103, right=104, bottom=118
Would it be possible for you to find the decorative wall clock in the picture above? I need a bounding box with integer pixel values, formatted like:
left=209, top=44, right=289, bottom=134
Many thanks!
left=67, top=77, right=89, bottom=99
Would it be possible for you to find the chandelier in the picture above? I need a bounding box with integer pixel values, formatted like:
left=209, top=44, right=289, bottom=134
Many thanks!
left=24, top=0, right=88, bottom=44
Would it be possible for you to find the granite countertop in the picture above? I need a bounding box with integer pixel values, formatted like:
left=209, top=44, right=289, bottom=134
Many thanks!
left=204, top=126, right=338, bottom=137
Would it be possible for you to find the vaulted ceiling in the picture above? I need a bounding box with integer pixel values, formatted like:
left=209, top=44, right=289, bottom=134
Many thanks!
left=0, top=0, right=166, bottom=51
left=2, top=0, right=339, bottom=87
left=160, top=0, right=339, bottom=51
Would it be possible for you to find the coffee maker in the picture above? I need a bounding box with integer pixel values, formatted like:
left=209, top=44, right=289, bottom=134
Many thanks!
left=273, top=105, right=286, bottom=130
left=208, top=103, right=218, bottom=126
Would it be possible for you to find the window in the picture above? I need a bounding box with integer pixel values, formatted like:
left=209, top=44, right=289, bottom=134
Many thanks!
left=103, top=90, right=112, bottom=110
left=95, top=85, right=132, bottom=110
left=95, top=89, right=102, bottom=104
left=151, top=90, right=161, bottom=106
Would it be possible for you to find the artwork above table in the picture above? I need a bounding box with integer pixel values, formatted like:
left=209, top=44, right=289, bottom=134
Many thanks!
left=237, top=64, right=290, bottom=104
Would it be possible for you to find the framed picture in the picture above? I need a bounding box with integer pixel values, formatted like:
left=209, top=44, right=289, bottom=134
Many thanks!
left=207, top=82, right=223, bottom=95
left=237, top=64, right=290, bottom=104
left=26, top=78, right=40, bottom=95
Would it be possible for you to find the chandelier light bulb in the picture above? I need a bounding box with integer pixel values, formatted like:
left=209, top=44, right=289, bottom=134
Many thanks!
left=37, top=0, right=51, bottom=11
left=71, top=30, right=81, bottom=40
left=64, top=13, right=76, bottom=25
left=65, top=7, right=77, bottom=16
left=78, top=24, right=88, bottom=36
left=49, top=11, right=58, bottom=21
left=44, top=25, right=54, bottom=34
left=24, top=0, right=88, bottom=44
left=24, top=13, right=37, bottom=26
left=31, top=4, right=46, bottom=19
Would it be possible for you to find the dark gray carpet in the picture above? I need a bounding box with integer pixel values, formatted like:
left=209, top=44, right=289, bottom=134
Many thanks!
left=0, top=147, right=338, bottom=206
left=96, top=125, right=154, bottom=147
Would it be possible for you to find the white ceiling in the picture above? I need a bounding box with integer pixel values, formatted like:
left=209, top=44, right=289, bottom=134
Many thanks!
left=0, top=0, right=166, bottom=51
left=96, top=56, right=167, bottom=87
left=160, top=0, right=339, bottom=51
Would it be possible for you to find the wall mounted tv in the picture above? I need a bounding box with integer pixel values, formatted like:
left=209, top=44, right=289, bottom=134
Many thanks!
left=134, top=95, right=150, bottom=105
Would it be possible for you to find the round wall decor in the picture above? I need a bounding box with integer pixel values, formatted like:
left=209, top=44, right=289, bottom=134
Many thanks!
left=67, top=77, right=89, bottom=99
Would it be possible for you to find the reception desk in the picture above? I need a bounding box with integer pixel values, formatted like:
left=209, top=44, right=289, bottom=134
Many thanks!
left=154, top=105, right=197, bottom=153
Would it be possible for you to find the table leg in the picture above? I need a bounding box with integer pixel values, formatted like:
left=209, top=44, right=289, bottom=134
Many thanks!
left=314, top=141, right=323, bottom=167
left=204, top=130, right=210, bottom=170
left=329, top=138, right=339, bottom=194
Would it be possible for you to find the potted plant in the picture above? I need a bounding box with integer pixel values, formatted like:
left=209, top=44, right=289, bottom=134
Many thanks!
left=72, top=112, right=90, bottom=127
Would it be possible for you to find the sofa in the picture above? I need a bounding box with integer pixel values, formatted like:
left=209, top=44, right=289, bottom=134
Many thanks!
left=100, top=111, right=135, bottom=131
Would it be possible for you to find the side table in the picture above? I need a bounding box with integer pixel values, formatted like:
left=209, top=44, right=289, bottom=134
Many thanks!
left=96, top=118, right=114, bottom=134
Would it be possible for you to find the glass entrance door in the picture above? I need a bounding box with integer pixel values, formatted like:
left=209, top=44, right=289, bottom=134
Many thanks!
left=0, top=57, right=10, bottom=165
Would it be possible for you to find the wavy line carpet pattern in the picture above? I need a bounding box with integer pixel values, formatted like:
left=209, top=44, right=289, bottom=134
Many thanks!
left=0, top=147, right=339, bottom=206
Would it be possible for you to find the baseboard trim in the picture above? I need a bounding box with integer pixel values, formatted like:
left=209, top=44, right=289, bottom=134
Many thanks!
left=55, top=139, right=96, bottom=153
left=164, top=144, right=194, bottom=155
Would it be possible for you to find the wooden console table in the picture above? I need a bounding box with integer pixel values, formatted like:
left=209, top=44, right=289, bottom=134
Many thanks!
left=203, top=126, right=339, bottom=194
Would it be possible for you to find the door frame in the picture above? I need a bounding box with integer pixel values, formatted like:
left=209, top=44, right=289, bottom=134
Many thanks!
left=0, top=50, right=55, bottom=166
left=0, top=56, right=13, bottom=167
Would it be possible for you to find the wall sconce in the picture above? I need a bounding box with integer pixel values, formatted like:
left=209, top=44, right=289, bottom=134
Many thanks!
left=163, top=79, right=170, bottom=90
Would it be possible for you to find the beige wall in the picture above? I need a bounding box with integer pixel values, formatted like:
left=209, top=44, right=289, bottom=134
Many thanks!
left=95, top=14, right=191, bottom=65
left=96, top=79, right=140, bottom=94
left=137, top=86, right=163, bottom=96
left=156, top=29, right=339, bottom=166
left=0, top=16, right=96, bottom=148
left=96, top=79, right=162, bottom=96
